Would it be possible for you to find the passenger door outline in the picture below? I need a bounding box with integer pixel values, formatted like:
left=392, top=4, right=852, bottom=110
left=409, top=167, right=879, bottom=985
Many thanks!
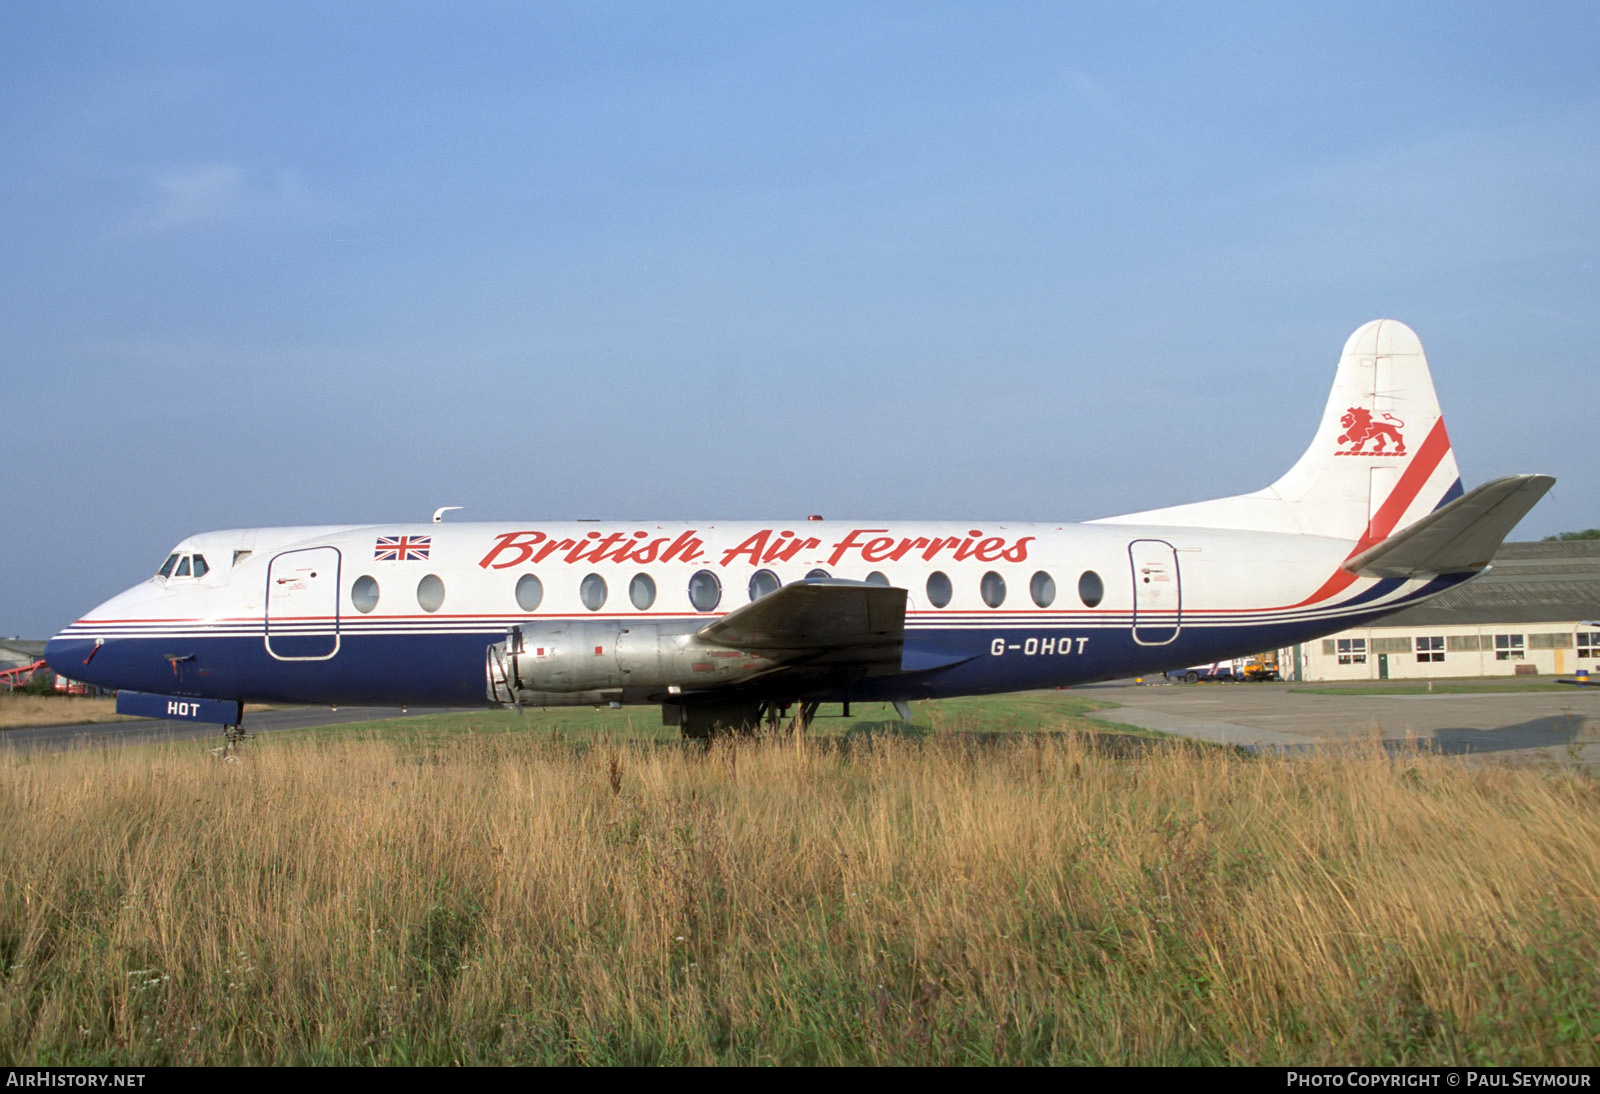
left=1129, top=539, right=1181, bottom=646
left=265, top=547, right=342, bottom=661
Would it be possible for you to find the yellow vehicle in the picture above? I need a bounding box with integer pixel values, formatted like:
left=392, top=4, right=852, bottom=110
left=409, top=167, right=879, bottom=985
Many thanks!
left=1236, top=652, right=1280, bottom=681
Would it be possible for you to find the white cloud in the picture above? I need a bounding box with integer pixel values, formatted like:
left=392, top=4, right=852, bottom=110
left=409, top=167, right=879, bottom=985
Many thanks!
left=122, top=162, right=313, bottom=235
left=1064, top=69, right=1136, bottom=133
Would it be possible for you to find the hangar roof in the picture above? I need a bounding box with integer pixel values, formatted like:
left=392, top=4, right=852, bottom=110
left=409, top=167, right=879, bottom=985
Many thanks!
left=1375, top=541, right=1600, bottom=628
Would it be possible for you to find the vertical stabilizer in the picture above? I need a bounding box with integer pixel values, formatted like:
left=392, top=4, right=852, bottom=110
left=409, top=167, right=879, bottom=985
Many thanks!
left=1094, top=319, right=1463, bottom=545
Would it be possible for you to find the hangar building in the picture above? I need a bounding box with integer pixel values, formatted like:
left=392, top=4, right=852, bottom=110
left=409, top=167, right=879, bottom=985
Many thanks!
left=1282, top=541, right=1600, bottom=682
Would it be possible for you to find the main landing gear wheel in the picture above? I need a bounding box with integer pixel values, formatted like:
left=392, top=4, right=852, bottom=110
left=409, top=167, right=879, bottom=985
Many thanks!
left=680, top=703, right=765, bottom=740
left=679, top=701, right=824, bottom=740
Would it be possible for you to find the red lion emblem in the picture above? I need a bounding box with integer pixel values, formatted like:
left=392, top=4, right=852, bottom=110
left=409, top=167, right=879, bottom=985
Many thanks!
left=1337, top=407, right=1406, bottom=455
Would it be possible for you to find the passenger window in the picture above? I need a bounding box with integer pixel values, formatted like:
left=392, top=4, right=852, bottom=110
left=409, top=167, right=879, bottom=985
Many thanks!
left=515, top=573, right=543, bottom=612
left=805, top=569, right=830, bottom=581
left=417, top=574, right=445, bottom=613
left=689, top=570, right=722, bottom=612
left=926, top=571, right=952, bottom=608
left=981, top=571, right=1006, bottom=608
left=1030, top=571, right=1056, bottom=608
left=1078, top=570, right=1104, bottom=608
left=158, top=554, right=179, bottom=578
left=352, top=576, right=380, bottom=613
left=749, top=569, right=781, bottom=601
left=630, top=573, right=657, bottom=610
left=865, top=571, right=890, bottom=586
left=191, top=555, right=209, bottom=578
left=175, top=556, right=191, bottom=577
left=580, top=574, right=608, bottom=611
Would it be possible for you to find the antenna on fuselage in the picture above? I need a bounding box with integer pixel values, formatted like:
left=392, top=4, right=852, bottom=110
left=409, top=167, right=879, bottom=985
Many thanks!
left=432, top=506, right=463, bottom=524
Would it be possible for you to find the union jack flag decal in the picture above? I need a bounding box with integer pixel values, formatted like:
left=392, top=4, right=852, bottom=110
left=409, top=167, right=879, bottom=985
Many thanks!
left=374, top=535, right=431, bottom=561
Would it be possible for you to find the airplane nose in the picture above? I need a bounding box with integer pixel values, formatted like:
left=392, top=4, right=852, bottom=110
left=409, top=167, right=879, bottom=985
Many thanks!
left=45, top=634, right=103, bottom=682
left=45, top=581, right=161, bottom=689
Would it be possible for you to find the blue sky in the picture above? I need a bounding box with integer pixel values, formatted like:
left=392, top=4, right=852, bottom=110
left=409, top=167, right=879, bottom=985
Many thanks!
left=2, top=2, right=1596, bottom=637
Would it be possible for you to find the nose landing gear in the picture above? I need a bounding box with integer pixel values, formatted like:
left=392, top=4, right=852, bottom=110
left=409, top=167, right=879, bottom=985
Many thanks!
left=210, top=721, right=255, bottom=762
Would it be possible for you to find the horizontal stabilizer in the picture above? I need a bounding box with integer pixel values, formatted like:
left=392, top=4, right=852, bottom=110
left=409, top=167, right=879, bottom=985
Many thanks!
left=1342, top=474, right=1556, bottom=579
left=697, top=580, right=906, bottom=655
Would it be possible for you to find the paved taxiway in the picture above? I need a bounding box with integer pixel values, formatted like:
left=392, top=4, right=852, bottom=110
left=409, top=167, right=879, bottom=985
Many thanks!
left=1080, top=680, right=1600, bottom=770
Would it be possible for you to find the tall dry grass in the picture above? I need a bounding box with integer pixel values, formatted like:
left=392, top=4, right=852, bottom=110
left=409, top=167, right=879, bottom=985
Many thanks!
left=1, top=728, right=1597, bottom=1064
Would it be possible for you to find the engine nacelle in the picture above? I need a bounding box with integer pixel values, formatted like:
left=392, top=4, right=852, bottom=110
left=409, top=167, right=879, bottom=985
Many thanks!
left=485, top=622, right=778, bottom=705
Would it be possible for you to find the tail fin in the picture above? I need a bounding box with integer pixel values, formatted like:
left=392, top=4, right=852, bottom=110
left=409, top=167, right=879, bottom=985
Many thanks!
left=1095, top=319, right=1464, bottom=545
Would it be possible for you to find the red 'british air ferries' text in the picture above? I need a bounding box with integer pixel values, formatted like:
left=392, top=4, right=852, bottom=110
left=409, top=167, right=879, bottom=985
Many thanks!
left=478, top=529, right=1036, bottom=570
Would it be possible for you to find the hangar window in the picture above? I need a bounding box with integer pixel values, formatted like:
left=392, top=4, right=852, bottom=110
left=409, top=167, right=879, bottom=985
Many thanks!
left=157, top=554, right=179, bottom=578
left=689, top=569, right=722, bottom=612
left=865, top=571, right=890, bottom=586
left=630, top=573, right=657, bottom=610
left=352, top=576, right=380, bottom=613
left=980, top=571, right=1006, bottom=608
left=1580, top=632, right=1600, bottom=659
left=749, top=569, right=781, bottom=601
left=515, top=573, right=543, bottom=612
left=1416, top=636, right=1444, bottom=663
left=417, top=574, right=446, bottom=613
left=1030, top=571, right=1056, bottom=608
left=1493, top=634, right=1524, bottom=661
left=1337, top=638, right=1367, bottom=665
left=580, top=573, right=608, bottom=611
left=926, top=571, right=952, bottom=609
left=1078, top=570, right=1104, bottom=608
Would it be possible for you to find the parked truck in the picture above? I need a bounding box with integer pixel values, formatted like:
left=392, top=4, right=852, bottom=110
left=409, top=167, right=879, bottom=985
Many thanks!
left=1165, top=652, right=1280, bottom=683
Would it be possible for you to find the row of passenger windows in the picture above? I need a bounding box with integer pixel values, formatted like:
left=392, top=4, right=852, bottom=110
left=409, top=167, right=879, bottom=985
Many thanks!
left=348, top=568, right=1106, bottom=614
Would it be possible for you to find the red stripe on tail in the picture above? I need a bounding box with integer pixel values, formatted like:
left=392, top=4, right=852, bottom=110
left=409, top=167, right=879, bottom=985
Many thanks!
left=1292, top=419, right=1453, bottom=607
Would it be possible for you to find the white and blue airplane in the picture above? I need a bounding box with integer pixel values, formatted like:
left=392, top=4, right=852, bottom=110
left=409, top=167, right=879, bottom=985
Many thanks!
left=47, top=320, right=1553, bottom=737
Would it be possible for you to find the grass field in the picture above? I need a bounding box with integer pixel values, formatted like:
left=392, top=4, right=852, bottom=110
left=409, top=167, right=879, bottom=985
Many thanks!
left=0, top=694, right=131, bottom=729
left=2, top=695, right=1597, bottom=1065
left=262, top=692, right=1135, bottom=746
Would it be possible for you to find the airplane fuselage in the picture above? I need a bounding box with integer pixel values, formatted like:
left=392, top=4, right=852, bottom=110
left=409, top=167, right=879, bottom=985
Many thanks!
left=45, top=517, right=1463, bottom=709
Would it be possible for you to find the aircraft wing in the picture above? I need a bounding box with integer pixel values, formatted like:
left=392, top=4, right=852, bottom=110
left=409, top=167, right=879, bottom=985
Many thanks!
left=696, top=581, right=906, bottom=670
left=1343, top=474, right=1556, bottom=579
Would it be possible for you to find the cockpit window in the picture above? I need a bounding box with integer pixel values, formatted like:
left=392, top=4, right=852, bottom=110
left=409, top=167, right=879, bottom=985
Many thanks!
left=159, top=552, right=210, bottom=580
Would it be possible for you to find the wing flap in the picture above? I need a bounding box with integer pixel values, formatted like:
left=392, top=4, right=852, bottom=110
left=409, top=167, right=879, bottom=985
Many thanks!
left=696, top=581, right=906, bottom=663
left=1343, top=474, right=1556, bottom=579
